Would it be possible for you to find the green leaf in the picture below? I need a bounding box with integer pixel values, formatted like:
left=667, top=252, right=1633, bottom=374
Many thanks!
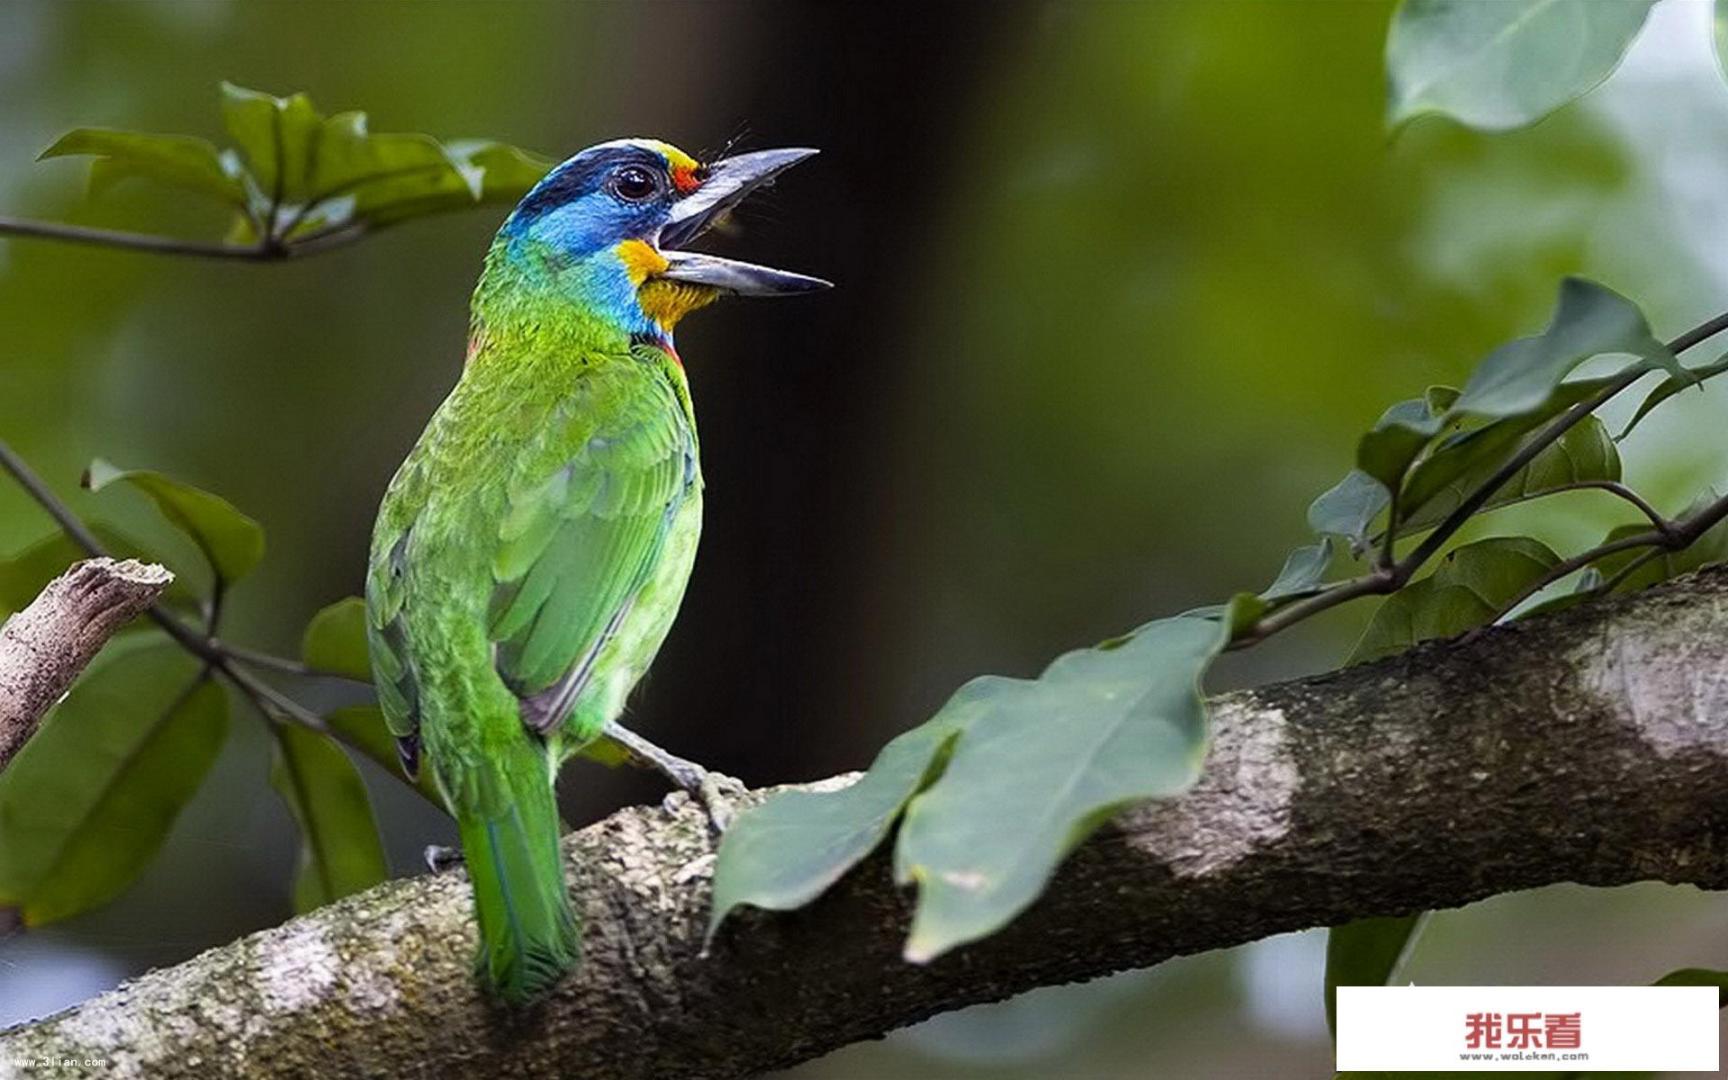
left=1262, top=538, right=1335, bottom=602
left=1350, top=536, right=1560, bottom=664
left=39, top=84, right=551, bottom=243
left=219, top=82, right=321, bottom=205
left=712, top=606, right=1237, bottom=959
left=0, top=640, right=228, bottom=925
left=325, top=705, right=446, bottom=811
left=1309, top=470, right=1391, bottom=550
left=450, top=140, right=556, bottom=195
left=0, top=525, right=197, bottom=615
left=1325, top=913, right=1429, bottom=1035
left=83, top=459, right=265, bottom=585
left=1578, top=489, right=1728, bottom=597
left=1398, top=415, right=1621, bottom=536
left=1516, top=566, right=1603, bottom=621
left=1357, top=397, right=1448, bottom=493
left=301, top=596, right=370, bottom=680
left=309, top=111, right=450, bottom=196
left=1451, top=278, right=1680, bottom=419
left=313, top=138, right=552, bottom=234
left=1655, top=968, right=1728, bottom=1007
left=1618, top=353, right=1728, bottom=439
left=1386, top=0, right=1655, bottom=131
left=269, top=724, right=388, bottom=912
left=895, top=609, right=1234, bottom=961
left=39, top=128, right=246, bottom=207
left=1717, top=0, right=1728, bottom=89
left=708, top=708, right=970, bottom=941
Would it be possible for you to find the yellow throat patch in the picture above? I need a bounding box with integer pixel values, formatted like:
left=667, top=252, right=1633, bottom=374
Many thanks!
left=617, top=238, right=720, bottom=331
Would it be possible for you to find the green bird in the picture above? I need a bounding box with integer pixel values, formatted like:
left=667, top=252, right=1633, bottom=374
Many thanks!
left=365, top=138, right=826, bottom=1002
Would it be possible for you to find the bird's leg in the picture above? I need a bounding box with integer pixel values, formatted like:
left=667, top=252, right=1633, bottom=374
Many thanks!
left=602, top=721, right=742, bottom=833
left=423, top=844, right=463, bottom=873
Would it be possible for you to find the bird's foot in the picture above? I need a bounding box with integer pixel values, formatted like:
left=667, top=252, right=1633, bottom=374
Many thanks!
left=683, top=769, right=747, bottom=835
left=602, top=721, right=743, bottom=835
left=424, top=844, right=463, bottom=873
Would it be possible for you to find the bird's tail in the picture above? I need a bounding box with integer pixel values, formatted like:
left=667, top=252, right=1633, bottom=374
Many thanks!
left=454, top=738, right=580, bottom=1003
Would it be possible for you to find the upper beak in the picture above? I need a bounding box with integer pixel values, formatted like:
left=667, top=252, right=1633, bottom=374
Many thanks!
left=656, top=147, right=831, bottom=296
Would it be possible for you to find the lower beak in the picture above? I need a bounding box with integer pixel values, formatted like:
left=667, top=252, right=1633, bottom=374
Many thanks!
left=660, top=251, right=831, bottom=295
left=656, top=147, right=831, bottom=296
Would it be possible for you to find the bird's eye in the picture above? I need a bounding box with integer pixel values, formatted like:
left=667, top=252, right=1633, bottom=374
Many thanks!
left=611, top=165, right=659, bottom=202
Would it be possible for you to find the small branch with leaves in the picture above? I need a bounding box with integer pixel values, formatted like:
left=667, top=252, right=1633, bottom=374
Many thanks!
left=0, top=83, right=550, bottom=263
left=5, top=44, right=1728, bottom=1060
left=6, top=565, right=1728, bottom=1078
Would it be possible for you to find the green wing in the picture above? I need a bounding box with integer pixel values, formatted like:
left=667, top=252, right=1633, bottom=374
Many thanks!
left=489, top=355, right=695, bottom=733
left=365, top=457, right=427, bottom=775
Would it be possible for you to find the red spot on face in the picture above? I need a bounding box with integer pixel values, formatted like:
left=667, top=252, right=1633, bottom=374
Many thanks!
left=672, top=164, right=703, bottom=195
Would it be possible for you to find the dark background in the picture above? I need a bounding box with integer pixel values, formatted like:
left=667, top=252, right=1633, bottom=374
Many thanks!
left=3, top=2, right=1727, bottom=1076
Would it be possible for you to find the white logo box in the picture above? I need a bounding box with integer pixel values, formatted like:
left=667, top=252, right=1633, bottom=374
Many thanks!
left=1336, top=985, right=1719, bottom=1073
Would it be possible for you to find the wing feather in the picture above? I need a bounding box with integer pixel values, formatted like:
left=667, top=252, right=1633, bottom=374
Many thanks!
left=490, top=355, right=695, bottom=731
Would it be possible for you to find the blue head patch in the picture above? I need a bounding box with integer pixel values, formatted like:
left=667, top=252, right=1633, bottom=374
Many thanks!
left=501, top=139, right=699, bottom=258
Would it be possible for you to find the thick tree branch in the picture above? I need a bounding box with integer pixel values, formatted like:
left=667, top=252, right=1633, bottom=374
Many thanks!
left=0, top=558, right=171, bottom=772
left=7, top=568, right=1728, bottom=1079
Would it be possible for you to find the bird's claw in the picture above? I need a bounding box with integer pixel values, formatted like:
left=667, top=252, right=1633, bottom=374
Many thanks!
left=604, top=721, right=740, bottom=835
left=692, top=770, right=746, bottom=834
left=424, top=844, right=463, bottom=873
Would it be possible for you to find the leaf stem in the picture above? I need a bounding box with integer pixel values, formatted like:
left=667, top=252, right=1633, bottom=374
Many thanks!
left=1236, top=303, right=1728, bottom=648
left=1548, top=480, right=1673, bottom=537
left=0, top=436, right=333, bottom=735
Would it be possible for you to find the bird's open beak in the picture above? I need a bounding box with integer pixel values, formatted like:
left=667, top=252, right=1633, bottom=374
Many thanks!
left=656, top=147, right=831, bottom=296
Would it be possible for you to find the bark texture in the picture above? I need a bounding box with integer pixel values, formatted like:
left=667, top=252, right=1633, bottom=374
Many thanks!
left=0, top=558, right=172, bottom=773
left=5, top=568, right=1728, bottom=1079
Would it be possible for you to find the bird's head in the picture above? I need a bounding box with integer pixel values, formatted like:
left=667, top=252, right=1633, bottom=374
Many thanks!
left=490, top=138, right=828, bottom=339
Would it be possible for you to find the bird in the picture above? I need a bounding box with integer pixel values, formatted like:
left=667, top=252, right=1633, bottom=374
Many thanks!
left=364, top=138, right=827, bottom=1003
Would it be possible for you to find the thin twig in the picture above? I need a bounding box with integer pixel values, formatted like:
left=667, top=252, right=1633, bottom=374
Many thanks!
left=1236, top=306, right=1728, bottom=648
left=1549, top=480, right=1674, bottom=537
left=1597, top=545, right=1666, bottom=594
left=222, top=659, right=329, bottom=733
left=0, top=215, right=368, bottom=262
left=1479, top=530, right=1669, bottom=633
left=0, top=217, right=275, bottom=261
left=0, top=437, right=334, bottom=735
left=215, top=642, right=313, bottom=677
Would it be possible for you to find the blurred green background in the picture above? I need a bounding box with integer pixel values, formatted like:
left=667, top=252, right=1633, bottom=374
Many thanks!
left=2, top=1, right=1726, bottom=1076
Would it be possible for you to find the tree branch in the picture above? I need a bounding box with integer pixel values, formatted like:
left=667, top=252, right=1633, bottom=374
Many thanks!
left=7, top=567, right=1728, bottom=1078
left=0, top=215, right=369, bottom=262
left=0, top=557, right=171, bottom=772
